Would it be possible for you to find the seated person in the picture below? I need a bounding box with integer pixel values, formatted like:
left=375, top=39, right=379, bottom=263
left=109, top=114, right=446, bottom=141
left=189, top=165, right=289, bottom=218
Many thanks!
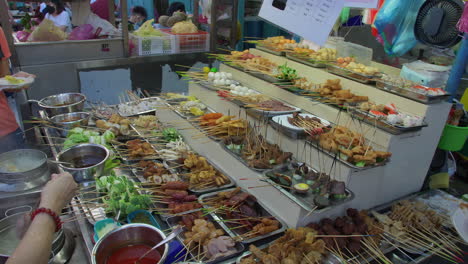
left=129, top=6, right=147, bottom=30
left=43, top=0, right=71, bottom=32
left=167, top=1, right=185, bottom=16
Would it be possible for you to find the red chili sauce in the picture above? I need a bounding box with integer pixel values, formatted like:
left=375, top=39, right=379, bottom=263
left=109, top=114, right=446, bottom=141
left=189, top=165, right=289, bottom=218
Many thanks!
left=106, top=244, right=161, bottom=264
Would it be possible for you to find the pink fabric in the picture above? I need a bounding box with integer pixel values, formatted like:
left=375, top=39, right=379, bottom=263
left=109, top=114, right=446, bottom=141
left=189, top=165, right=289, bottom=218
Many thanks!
left=0, top=92, right=19, bottom=137
left=91, top=0, right=113, bottom=21
left=457, top=2, right=468, bottom=33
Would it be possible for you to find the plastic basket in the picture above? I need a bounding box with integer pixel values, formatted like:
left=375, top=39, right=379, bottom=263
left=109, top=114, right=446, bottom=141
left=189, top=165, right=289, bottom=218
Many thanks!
left=438, top=124, right=468, bottom=151
left=161, top=29, right=209, bottom=53
left=129, top=32, right=176, bottom=56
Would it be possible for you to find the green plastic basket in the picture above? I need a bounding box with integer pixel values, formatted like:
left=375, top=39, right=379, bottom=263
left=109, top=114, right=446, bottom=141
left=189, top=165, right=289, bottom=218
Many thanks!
left=438, top=124, right=468, bottom=151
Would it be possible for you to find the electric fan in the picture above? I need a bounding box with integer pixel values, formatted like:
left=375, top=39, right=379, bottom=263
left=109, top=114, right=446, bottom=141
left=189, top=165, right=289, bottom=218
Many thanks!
left=414, top=0, right=464, bottom=48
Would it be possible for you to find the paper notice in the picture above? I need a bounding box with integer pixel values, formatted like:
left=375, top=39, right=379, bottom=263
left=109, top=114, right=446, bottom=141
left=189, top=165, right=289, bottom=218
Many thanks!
left=259, top=0, right=344, bottom=46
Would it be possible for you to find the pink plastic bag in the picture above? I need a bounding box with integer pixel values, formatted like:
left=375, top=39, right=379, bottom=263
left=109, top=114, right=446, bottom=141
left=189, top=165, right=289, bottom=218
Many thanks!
left=16, top=31, right=30, bottom=42
left=68, top=24, right=95, bottom=40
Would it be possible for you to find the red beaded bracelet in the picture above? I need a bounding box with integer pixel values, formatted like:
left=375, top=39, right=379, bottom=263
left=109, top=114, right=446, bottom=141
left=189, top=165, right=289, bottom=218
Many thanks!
left=30, top=208, right=62, bottom=232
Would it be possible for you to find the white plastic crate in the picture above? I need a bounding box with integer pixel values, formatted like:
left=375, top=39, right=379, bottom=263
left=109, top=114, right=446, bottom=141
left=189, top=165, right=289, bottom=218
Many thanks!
left=161, top=29, right=210, bottom=53
left=130, top=32, right=176, bottom=56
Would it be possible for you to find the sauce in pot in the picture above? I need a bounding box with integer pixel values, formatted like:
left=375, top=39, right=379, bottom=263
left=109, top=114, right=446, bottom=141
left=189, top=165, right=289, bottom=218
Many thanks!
left=71, top=155, right=102, bottom=168
left=106, top=244, right=161, bottom=264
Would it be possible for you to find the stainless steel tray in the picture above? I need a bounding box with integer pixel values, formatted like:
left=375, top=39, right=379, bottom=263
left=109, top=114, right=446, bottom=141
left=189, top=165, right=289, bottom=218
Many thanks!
left=111, top=137, right=160, bottom=162
left=219, top=141, right=285, bottom=173
left=263, top=163, right=354, bottom=212
left=245, top=103, right=301, bottom=118
left=166, top=154, right=235, bottom=194
left=253, top=73, right=294, bottom=86
left=165, top=210, right=245, bottom=264
left=129, top=160, right=180, bottom=185
left=236, top=245, right=342, bottom=264
left=326, top=64, right=379, bottom=84
left=375, top=79, right=450, bottom=104
left=305, top=139, right=389, bottom=170
left=117, top=97, right=164, bottom=117
left=347, top=107, right=428, bottom=135
left=285, top=52, right=329, bottom=68
left=198, top=189, right=287, bottom=244
left=77, top=184, right=108, bottom=225
left=171, top=103, right=215, bottom=120
left=256, top=44, right=285, bottom=56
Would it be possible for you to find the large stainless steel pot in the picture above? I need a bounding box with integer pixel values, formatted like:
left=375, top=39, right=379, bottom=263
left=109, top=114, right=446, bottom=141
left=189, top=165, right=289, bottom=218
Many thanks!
left=56, top=144, right=109, bottom=183
left=0, top=149, right=50, bottom=192
left=0, top=209, right=64, bottom=261
left=30, top=93, right=86, bottom=117
left=49, top=112, right=91, bottom=137
left=92, top=224, right=168, bottom=264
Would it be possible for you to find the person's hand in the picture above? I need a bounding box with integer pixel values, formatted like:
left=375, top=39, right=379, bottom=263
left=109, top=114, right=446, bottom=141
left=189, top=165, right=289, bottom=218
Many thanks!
left=3, top=85, right=30, bottom=92
left=39, top=172, right=78, bottom=214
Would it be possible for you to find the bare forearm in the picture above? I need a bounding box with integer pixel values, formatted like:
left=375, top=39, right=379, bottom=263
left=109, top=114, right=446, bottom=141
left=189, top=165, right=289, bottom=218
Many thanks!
left=6, top=214, right=56, bottom=264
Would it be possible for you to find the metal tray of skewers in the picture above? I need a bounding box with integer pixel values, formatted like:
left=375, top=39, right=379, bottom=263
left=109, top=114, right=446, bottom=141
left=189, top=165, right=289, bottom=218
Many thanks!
left=171, top=103, right=216, bottom=121
left=117, top=97, right=165, bottom=117
left=244, top=101, right=301, bottom=118
left=111, top=136, right=161, bottom=162
left=77, top=184, right=110, bottom=225
left=367, top=194, right=457, bottom=259
left=128, top=159, right=180, bottom=185
left=235, top=244, right=342, bottom=264
left=165, top=154, right=236, bottom=194
left=252, top=73, right=295, bottom=87
left=326, top=64, right=380, bottom=84
left=256, top=44, right=286, bottom=56
left=346, top=107, right=428, bottom=135
left=219, top=140, right=290, bottom=173
left=263, top=162, right=354, bottom=213
left=186, top=116, right=227, bottom=142
left=305, top=139, right=389, bottom=171
left=269, top=112, right=332, bottom=140
left=198, top=188, right=288, bottom=244
left=166, top=210, right=246, bottom=264
left=197, top=79, right=241, bottom=92
left=375, top=79, right=450, bottom=104
left=285, top=52, right=329, bottom=68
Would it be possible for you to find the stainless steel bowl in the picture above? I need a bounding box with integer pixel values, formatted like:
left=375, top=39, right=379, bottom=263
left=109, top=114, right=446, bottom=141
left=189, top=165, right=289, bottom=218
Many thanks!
left=49, top=112, right=90, bottom=137
left=92, top=224, right=168, bottom=264
left=0, top=149, right=50, bottom=192
left=34, top=93, right=86, bottom=117
left=56, top=144, right=109, bottom=183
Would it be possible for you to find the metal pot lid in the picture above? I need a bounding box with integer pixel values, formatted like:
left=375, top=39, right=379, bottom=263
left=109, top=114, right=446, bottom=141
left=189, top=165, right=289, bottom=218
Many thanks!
left=0, top=149, right=48, bottom=174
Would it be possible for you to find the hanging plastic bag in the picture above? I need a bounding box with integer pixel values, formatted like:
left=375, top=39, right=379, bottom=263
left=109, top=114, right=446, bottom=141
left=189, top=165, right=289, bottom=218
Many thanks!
left=84, top=12, right=120, bottom=37
left=373, top=0, right=425, bottom=56
left=68, top=24, right=95, bottom=40
left=27, top=19, right=68, bottom=42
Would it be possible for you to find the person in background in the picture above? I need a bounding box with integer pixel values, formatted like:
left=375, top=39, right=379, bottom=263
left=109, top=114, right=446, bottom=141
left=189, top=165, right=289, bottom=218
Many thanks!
left=39, top=1, right=49, bottom=12
left=6, top=172, right=78, bottom=264
left=43, top=0, right=71, bottom=32
left=129, top=5, right=147, bottom=30
left=167, top=1, right=186, bottom=16
left=0, top=26, right=32, bottom=154
left=119, top=0, right=155, bottom=20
